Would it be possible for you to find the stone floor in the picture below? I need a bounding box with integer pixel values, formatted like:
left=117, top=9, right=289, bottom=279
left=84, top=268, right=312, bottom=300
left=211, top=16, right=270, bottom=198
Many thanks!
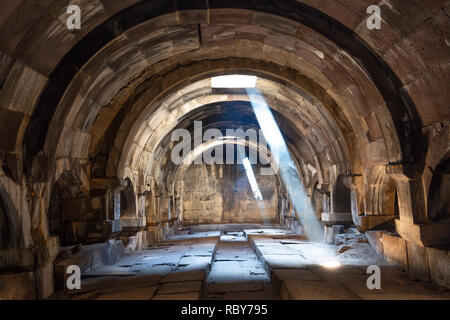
left=50, top=227, right=450, bottom=300
left=251, top=236, right=450, bottom=300
left=205, top=235, right=276, bottom=299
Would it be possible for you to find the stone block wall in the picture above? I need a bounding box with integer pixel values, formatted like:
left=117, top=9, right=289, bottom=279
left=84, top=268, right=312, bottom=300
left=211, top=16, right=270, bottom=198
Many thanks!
left=179, top=163, right=279, bottom=225
left=366, top=231, right=450, bottom=289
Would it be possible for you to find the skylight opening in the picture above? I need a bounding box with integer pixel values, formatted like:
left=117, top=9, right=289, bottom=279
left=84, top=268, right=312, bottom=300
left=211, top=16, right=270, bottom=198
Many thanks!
left=211, top=75, right=257, bottom=88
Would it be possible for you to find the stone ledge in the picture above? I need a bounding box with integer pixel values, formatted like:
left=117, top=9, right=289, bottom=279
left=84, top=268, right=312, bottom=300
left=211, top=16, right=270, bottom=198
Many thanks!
left=395, top=219, right=450, bottom=247
left=365, top=230, right=386, bottom=255
left=381, top=233, right=407, bottom=267
left=120, top=217, right=146, bottom=229
left=354, top=215, right=395, bottom=231
left=321, top=212, right=353, bottom=225
left=54, top=239, right=125, bottom=291
left=369, top=230, right=450, bottom=289
left=280, top=279, right=356, bottom=300
left=271, top=269, right=321, bottom=293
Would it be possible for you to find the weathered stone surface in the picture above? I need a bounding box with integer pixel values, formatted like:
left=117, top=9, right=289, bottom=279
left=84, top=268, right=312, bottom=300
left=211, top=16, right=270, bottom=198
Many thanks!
left=207, top=282, right=264, bottom=293
left=280, top=279, right=355, bottom=300
left=0, top=248, right=35, bottom=271
left=395, top=219, right=450, bottom=247
left=157, top=281, right=202, bottom=295
left=181, top=163, right=278, bottom=225
left=0, top=108, right=26, bottom=152
left=321, top=212, right=353, bottom=224
left=161, top=271, right=204, bottom=283
left=0, top=272, right=36, bottom=300
left=407, top=241, right=430, bottom=280
left=271, top=269, right=321, bottom=292
left=381, top=234, right=408, bottom=268
left=365, top=230, right=385, bottom=256
left=402, top=64, right=450, bottom=126
left=365, top=141, right=389, bottom=166
left=96, top=286, right=158, bottom=300
left=0, top=62, right=48, bottom=115
left=152, top=292, right=200, bottom=300
left=223, top=290, right=276, bottom=300
left=427, top=247, right=450, bottom=289
left=0, top=1, right=47, bottom=54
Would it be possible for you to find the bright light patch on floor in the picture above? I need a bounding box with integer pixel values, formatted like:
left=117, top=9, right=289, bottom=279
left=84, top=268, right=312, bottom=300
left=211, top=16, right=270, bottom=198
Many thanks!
left=319, top=260, right=341, bottom=268
left=211, top=75, right=257, bottom=88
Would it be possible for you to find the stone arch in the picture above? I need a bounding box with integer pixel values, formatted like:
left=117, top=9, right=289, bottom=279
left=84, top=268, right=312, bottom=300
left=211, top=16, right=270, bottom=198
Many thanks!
left=18, top=3, right=425, bottom=179
left=171, top=139, right=283, bottom=226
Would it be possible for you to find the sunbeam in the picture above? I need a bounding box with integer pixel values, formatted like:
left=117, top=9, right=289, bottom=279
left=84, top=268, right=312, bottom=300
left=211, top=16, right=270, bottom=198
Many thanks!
left=246, top=88, right=324, bottom=242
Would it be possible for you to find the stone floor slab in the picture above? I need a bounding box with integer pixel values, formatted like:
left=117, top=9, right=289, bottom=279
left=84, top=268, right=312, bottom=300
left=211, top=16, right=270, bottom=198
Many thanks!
left=158, top=281, right=203, bottom=294
left=152, top=292, right=200, bottom=300
left=95, top=286, right=158, bottom=300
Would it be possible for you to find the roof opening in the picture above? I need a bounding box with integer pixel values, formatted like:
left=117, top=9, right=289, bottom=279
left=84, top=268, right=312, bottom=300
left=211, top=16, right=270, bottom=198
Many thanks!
left=211, top=75, right=257, bottom=88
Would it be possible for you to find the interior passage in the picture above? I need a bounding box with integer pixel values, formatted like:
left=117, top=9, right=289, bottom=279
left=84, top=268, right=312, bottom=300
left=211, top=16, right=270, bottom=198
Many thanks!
left=0, top=0, right=449, bottom=300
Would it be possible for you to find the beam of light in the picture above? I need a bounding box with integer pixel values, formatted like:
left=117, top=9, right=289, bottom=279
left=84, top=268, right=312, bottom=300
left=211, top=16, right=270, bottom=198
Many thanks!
left=242, top=157, right=263, bottom=201
left=211, top=75, right=257, bottom=88
left=238, top=148, right=271, bottom=224
left=246, top=87, right=324, bottom=242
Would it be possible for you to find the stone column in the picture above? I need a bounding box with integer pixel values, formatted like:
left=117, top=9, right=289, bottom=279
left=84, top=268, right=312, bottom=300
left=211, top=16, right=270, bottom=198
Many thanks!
left=387, top=164, right=450, bottom=246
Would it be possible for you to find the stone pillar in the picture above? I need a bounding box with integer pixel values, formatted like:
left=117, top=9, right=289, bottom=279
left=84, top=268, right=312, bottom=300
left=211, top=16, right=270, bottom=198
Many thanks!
left=82, top=178, right=122, bottom=244
left=349, top=175, right=364, bottom=223
left=386, top=164, right=425, bottom=224
left=387, top=164, right=450, bottom=246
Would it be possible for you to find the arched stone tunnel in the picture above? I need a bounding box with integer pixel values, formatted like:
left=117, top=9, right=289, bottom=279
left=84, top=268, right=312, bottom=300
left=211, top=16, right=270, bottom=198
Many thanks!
left=0, top=0, right=449, bottom=300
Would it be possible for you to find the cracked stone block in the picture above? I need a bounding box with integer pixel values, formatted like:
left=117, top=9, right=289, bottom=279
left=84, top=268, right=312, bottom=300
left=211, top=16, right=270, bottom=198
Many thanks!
left=281, top=280, right=356, bottom=300
left=96, top=286, right=158, bottom=300
left=272, top=269, right=321, bottom=286
left=207, top=282, right=264, bottom=293
left=152, top=292, right=200, bottom=300
left=261, top=254, right=310, bottom=269
left=178, top=256, right=212, bottom=266
left=0, top=62, right=48, bottom=115
left=157, top=281, right=203, bottom=295
left=161, top=271, right=204, bottom=283
left=223, top=290, right=276, bottom=300
left=381, top=234, right=408, bottom=268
